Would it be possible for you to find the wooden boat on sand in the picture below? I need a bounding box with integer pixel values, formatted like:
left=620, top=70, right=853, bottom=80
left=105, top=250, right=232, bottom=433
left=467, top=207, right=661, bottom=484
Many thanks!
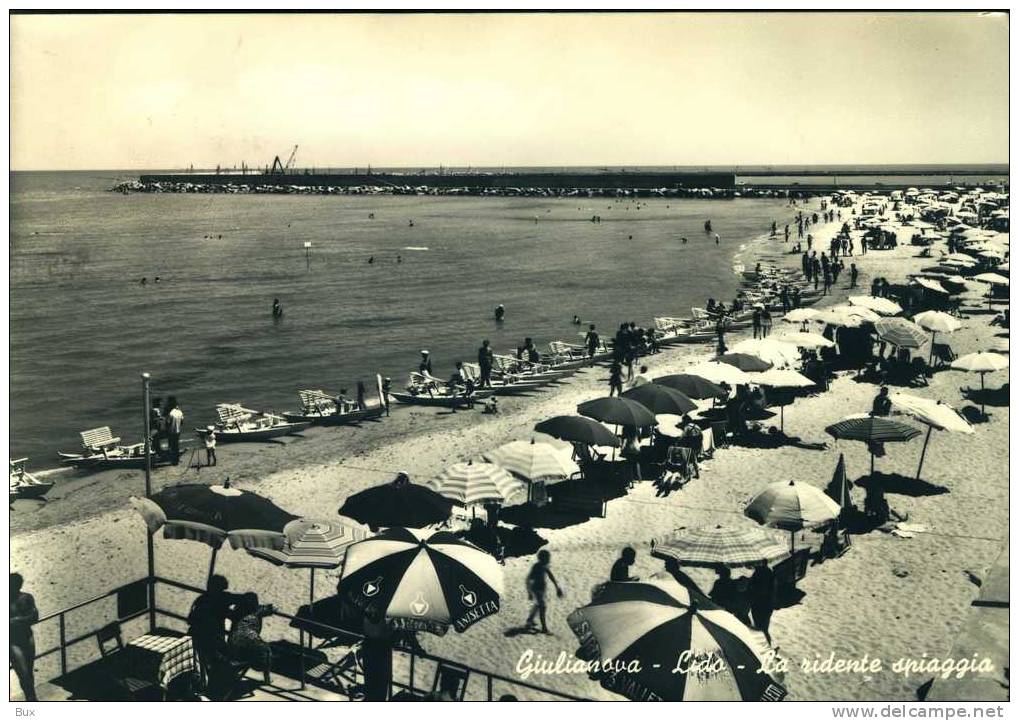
left=10, top=458, right=53, bottom=500
left=59, top=426, right=159, bottom=470
left=196, top=404, right=310, bottom=443
left=283, top=376, right=387, bottom=425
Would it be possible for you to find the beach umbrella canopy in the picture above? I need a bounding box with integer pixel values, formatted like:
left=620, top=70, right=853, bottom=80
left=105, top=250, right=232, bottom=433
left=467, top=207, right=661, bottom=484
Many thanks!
left=578, top=396, right=658, bottom=427
left=534, top=415, right=621, bottom=447
left=912, top=277, right=949, bottom=295
left=621, top=382, right=698, bottom=416
left=889, top=392, right=973, bottom=479
left=247, top=517, right=372, bottom=608
left=813, top=308, right=864, bottom=328
left=782, top=308, right=820, bottom=324
left=338, top=478, right=454, bottom=529
left=654, top=374, right=725, bottom=400
left=651, top=524, right=789, bottom=569
left=838, top=305, right=882, bottom=323
left=752, top=369, right=814, bottom=389
left=874, top=318, right=929, bottom=350
left=771, top=331, right=835, bottom=350
left=131, top=482, right=297, bottom=551
left=567, top=573, right=786, bottom=701
left=950, top=352, right=1010, bottom=417
left=913, top=311, right=962, bottom=334
left=427, top=461, right=526, bottom=508
left=848, top=296, right=902, bottom=316
left=715, top=352, right=772, bottom=373
left=943, top=253, right=977, bottom=266
left=338, top=527, right=503, bottom=635
left=744, top=480, right=841, bottom=541
left=652, top=414, right=687, bottom=439
left=825, top=415, right=922, bottom=476
left=684, top=361, right=753, bottom=386
left=972, top=272, right=1009, bottom=286
left=482, top=439, right=578, bottom=484
left=729, top=338, right=801, bottom=368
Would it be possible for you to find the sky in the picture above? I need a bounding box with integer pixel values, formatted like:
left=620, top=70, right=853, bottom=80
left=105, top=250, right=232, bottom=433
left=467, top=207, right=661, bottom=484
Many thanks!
left=9, top=12, right=1010, bottom=170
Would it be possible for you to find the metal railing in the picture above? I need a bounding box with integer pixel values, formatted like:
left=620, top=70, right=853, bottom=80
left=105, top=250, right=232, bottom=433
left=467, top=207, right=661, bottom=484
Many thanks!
left=25, top=575, right=589, bottom=702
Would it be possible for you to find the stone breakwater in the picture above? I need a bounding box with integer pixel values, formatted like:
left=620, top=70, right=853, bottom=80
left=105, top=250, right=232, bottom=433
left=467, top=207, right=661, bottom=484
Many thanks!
left=111, top=179, right=799, bottom=198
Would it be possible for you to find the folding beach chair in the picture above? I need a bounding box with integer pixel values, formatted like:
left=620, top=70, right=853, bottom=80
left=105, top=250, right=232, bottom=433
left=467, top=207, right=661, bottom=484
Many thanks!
left=662, top=446, right=695, bottom=488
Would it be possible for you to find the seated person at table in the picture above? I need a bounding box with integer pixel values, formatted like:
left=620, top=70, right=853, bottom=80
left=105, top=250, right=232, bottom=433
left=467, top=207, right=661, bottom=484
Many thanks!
left=188, top=574, right=240, bottom=693
left=227, top=592, right=276, bottom=684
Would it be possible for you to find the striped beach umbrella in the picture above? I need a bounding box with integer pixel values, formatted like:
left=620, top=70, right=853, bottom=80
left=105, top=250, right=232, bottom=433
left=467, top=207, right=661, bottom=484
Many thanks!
left=950, top=352, right=1010, bottom=417
left=825, top=415, right=922, bottom=476
left=338, top=527, right=503, bottom=635
left=427, top=460, right=526, bottom=508
left=651, top=524, right=789, bottom=569
left=622, top=382, right=698, bottom=416
left=874, top=318, right=929, bottom=350
left=654, top=374, right=725, bottom=400
left=567, top=573, right=786, bottom=701
left=482, top=439, right=578, bottom=484
left=247, top=517, right=372, bottom=607
left=745, top=480, right=841, bottom=551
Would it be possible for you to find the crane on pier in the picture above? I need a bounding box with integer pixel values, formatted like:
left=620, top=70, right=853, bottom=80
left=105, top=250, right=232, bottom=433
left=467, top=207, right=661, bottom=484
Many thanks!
left=269, top=145, right=299, bottom=175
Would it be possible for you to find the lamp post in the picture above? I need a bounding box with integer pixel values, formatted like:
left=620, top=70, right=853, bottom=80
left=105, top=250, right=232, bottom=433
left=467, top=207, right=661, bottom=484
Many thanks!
left=142, top=372, right=156, bottom=631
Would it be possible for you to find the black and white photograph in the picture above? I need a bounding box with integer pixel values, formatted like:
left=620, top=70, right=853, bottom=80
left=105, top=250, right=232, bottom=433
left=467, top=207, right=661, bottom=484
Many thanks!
left=7, top=8, right=1010, bottom=709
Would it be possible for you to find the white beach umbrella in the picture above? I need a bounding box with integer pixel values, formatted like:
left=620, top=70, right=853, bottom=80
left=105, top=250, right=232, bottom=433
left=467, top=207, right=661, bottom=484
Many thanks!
left=848, top=295, right=903, bottom=316
left=950, top=352, right=1010, bottom=418
left=482, top=439, right=578, bottom=485
left=781, top=308, right=820, bottom=326
left=836, top=304, right=882, bottom=323
left=889, top=392, right=973, bottom=482
left=813, top=308, right=864, bottom=328
left=992, top=339, right=1009, bottom=354
left=771, top=331, right=835, bottom=350
left=913, top=310, right=963, bottom=363
left=912, top=277, right=949, bottom=295
left=729, top=338, right=801, bottom=369
left=684, top=361, right=753, bottom=386
left=972, top=272, right=1009, bottom=286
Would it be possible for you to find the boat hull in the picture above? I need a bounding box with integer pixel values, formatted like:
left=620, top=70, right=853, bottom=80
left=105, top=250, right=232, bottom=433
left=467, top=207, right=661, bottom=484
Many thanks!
left=195, top=422, right=311, bottom=442
left=283, top=405, right=385, bottom=426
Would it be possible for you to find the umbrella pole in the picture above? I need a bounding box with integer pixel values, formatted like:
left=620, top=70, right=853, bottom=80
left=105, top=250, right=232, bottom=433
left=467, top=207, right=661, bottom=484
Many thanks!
left=870, top=450, right=875, bottom=480
left=613, top=425, right=618, bottom=461
left=142, top=372, right=156, bottom=632
left=915, top=425, right=934, bottom=481
left=790, top=529, right=796, bottom=554
left=981, top=373, right=987, bottom=419
left=780, top=405, right=785, bottom=433
left=928, top=331, right=936, bottom=365
left=206, top=546, right=219, bottom=588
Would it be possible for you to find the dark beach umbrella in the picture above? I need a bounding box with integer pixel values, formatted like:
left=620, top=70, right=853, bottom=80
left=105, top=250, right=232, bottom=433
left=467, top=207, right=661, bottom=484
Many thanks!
left=131, top=481, right=298, bottom=583
left=338, top=478, right=454, bottom=530
left=338, top=527, right=502, bottom=635
left=567, top=573, right=786, bottom=701
left=825, top=415, right=922, bottom=477
left=715, top=353, right=773, bottom=373
left=622, top=383, right=697, bottom=416
left=578, top=397, right=658, bottom=428
left=534, top=415, right=621, bottom=447
left=654, top=374, right=725, bottom=400
left=873, top=318, right=929, bottom=350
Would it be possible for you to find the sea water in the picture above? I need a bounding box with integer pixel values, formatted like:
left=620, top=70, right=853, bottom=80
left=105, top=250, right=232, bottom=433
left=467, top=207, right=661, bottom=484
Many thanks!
left=10, top=171, right=793, bottom=466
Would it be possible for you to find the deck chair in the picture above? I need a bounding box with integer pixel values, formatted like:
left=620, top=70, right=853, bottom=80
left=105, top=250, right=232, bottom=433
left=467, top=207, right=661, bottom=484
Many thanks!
left=429, top=661, right=470, bottom=701
left=216, top=404, right=254, bottom=431
left=95, top=623, right=162, bottom=700
left=80, top=427, right=122, bottom=459
left=97, top=622, right=124, bottom=657
left=709, top=421, right=730, bottom=449
left=909, top=357, right=931, bottom=387
left=662, top=446, right=696, bottom=488
left=931, top=343, right=956, bottom=369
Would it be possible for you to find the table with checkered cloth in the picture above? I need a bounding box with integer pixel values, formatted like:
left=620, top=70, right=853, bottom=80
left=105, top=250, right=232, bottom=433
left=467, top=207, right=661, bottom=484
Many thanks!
left=127, top=631, right=197, bottom=689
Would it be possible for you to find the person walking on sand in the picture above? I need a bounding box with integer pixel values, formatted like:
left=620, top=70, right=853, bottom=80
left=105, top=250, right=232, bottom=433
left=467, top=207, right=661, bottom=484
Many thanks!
left=10, top=573, right=39, bottom=701
left=167, top=397, right=184, bottom=466
left=356, top=380, right=367, bottom=410
left=381, top=377, right=392, bottom=416
left=850, top=263, right=859, bottom=288
left=584, top=324, right=600, bottom=366
left=761, top=309, right=772, bottom=338
left=525, top=550, right=563, bottom=634
left=752, top=307, right=762, bottom=339
left=749, top=563, right=776, bottom=644
left=608, top=361, right=624, bottom=397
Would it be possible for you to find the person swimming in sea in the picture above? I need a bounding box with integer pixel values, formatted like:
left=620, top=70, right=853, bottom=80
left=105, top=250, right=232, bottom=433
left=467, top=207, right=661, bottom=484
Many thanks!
left=572, top=315, right=582, bottom=325
left=681, top=237, right=688, bottom=244
left=715, top=233, right=720, bottom=244
left=272, top=298, right=284, bottom=318
left=494, top=304, right=505, bottom=322
left=704, top=219, right=712, bottom=233
left=368, top=256, right=374, bottom=265
left=408, top=219, right=414, bottom=227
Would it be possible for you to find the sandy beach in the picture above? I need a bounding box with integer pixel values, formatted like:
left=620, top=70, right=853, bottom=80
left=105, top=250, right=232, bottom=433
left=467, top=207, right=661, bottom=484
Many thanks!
left=10, top=196, right=1009, bottom=702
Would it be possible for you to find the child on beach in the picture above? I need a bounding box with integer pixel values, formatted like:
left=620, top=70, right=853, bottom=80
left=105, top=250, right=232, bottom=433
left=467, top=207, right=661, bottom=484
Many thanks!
left=204, top=426, right=217, bottom=467
left=525, top=550, right=563, bottom=634
left=608, top=361, right=624, bottom=397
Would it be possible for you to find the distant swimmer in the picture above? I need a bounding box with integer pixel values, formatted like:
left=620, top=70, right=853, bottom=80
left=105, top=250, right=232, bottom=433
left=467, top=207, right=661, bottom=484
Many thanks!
left=704, top=220, right=712, bottom=233
left=681, top=237, right=688, bottom=244
left=154, top=276, right=161, bottom=283
left=368, top=256, right=374, bottom=264
left=572, top=315, right=582, bottom=325
left=272, top=298, right=284, bottom=318
left=140, top=277, right=147, bottom=285
left=396, top=254, right=402, bottom=263
left=409, top=220, right=414, bottom=227
left=368, top=212, right=375, bottom=219
left=715, top=233, right=720, bottom=244
left=494, top=304, right=506, bottom=322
